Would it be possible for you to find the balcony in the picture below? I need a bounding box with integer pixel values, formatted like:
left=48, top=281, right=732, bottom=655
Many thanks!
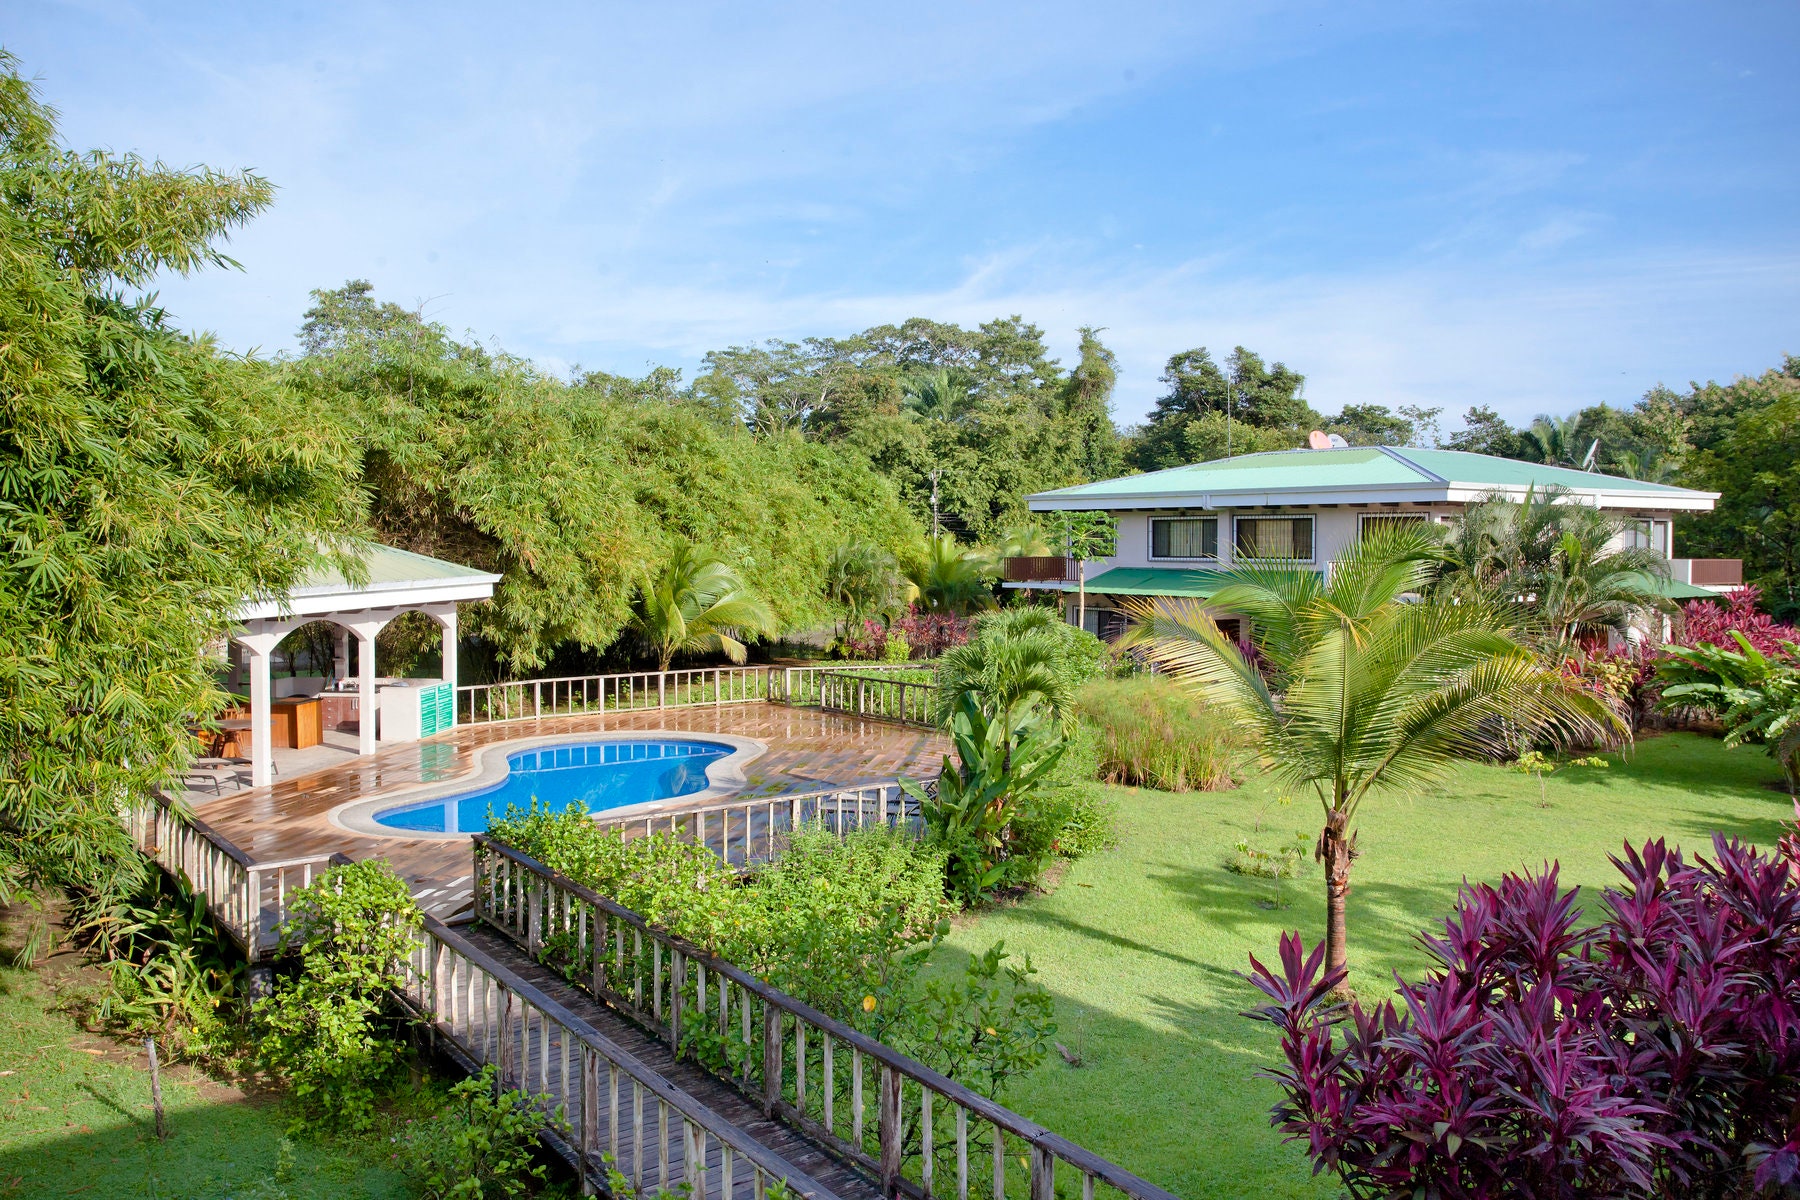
left=1671, top=558, right=1744, bottom=589
left=1001, top=556, right=1080, bottom=584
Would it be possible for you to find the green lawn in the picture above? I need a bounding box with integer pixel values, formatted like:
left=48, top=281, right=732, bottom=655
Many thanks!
left=941, top=732, right=1795, bottom=1200
left=0, top=961, right=411, bottom=1200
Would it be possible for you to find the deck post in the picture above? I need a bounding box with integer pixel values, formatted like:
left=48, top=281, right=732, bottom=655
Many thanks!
left=1030, top=1146, right=1056, bottom=1200
left=762, top=1004, right=782, bottom=1117
left=670, top=951, right=685, bottom=1060
left=879, top=1065, right=902, bottom=1191
left=497, top=988, right=515, bottom=1093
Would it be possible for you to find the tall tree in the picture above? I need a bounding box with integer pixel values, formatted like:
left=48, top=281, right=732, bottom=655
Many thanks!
left=0, top=54, right=364, bottom=941
left=1129, top=346, right=1314, bottom=470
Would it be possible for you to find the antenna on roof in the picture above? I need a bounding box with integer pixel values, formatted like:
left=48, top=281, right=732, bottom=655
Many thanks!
left=1307, top=430, right=1332, bottom=450
left=1581, top=439, right=1599, bottom=471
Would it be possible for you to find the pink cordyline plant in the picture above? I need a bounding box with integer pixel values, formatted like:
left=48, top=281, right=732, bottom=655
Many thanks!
left=1680, top=587, right=1799, bottom=659
left=1245, top=829, right=1800, bottom=1199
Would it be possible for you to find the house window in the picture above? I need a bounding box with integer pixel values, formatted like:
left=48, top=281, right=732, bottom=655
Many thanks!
left=1150, top=517, right=1218, bottom=560
left=1624, top=519, right=1671, bottom=556
left=1359, top=512, right=1430, bottom=538
left=1235, top=516, right=1314, bottom=561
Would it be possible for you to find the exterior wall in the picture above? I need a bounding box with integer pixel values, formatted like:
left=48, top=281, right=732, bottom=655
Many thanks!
left=1082, top=501, right=1680, bottom=583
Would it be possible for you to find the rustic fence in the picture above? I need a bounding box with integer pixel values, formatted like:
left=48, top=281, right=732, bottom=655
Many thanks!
left=586, top=781, right=920, bottom=868
left=474, top=837, right=1181, bottom=1200
left=128, top=795, right=338, bottom=962
left=401, top=914, right=830, bottom=1199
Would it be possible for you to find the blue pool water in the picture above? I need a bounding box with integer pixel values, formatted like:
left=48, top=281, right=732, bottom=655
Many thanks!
left=373, top=739, right=730, bottom=834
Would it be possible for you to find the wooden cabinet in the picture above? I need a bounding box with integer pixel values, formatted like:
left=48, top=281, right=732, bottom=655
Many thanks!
left=270, top=697, right=323, bottom=749
left=319, top=694, right=359, bottom=734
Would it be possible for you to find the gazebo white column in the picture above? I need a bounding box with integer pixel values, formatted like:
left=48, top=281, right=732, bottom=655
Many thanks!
left=342, top=613, right=392, bottom=758
left=235, top=628, right=281, bottom=789
left=439, top=608, right=458, bottom=689
left=334, top=625, right=351, bottom=683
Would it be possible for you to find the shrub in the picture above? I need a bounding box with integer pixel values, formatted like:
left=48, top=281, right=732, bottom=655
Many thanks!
left=256, top=859, right=422, bottom=1131
left=1245, top=830, right=1800, bottom=1199
left=880, top=630, right=912, bottom=662
left=400, top=1066, right=561, bottom=1199
left=1074, top=676, right=1242, bottom=791
left=487, top=807, right=948, bottom=1031
left=894, top=607, right=970, bottom=657
left=1679, top=586, right=1799, bottom=657
left=838, top=618, right=891, bottom=661
left=73, top=873, right=244, bottom=1060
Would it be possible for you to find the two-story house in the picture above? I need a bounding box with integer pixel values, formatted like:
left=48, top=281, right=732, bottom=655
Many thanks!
left=1014, top=443, right=1739, bottom=641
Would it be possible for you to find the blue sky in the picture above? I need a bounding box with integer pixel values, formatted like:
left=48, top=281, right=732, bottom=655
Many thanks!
left=10, top=1, right=1798, bottom=426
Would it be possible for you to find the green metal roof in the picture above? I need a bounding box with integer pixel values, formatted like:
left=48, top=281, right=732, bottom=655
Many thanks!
left=298, top=544, right=498, bottom=591
left=1394, top=448, right=1702, bottom=495
left=1058, top=567, right=1236, bottom=597
left=1040, top=448, right=1421, bottom=499
left=1032, top=446, right=1715, bottom=503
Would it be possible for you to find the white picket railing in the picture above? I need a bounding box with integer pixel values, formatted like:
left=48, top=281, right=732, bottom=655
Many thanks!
left=456, top=663, right=943, bottom=731
left=457, top=667, right=777, bottom=726
left=128, top=796, right=339, bottom=962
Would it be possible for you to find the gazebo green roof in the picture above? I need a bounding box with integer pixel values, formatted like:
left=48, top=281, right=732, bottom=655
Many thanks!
left=295, top=544, right=499, bottom=593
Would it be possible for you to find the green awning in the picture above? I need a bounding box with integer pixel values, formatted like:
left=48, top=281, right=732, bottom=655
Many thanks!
left=1637, top=573, right=1723, bottom=601
left=1058, top=567, right=1235, bottom=597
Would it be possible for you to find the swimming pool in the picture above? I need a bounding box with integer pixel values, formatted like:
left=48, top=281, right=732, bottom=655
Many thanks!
left=371, top=738, right=731, bottom=834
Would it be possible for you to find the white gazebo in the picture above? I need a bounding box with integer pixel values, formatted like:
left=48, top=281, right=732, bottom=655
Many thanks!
left=229, top=544, right=501, bottom=788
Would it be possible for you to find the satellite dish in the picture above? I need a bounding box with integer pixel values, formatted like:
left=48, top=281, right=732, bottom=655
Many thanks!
left=1307, top=430, right=1332, bottom=450
left=1581, top=439, right=1599, bottom=471
left=1327, top=433, right=1350, bottom=448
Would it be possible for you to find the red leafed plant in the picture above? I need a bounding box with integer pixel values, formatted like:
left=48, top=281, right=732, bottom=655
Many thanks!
left=893, top=607, right=970, bottom=657
left=1680, top=587, right=1800, bottom=659
left=1245, top=830, right=1800, bottom=1199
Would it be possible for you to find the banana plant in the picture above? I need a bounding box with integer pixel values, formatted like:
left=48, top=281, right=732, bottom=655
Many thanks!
left=901, top=692, right=1065, bottom=903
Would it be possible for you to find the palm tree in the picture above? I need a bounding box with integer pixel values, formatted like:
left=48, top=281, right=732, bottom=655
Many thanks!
left=1522, top=411, right=1584, bottom=466
left=823, top=541, right=909, bottom=637
left=1122, top=526, right=1618, bottom=979
left=902, top=369, right=969, bottom=425
left=905, top=533, right=994, bottom=615
left=1443, top=487, right=1674, bottom=651
left=932, top=613, right=1080, bottom=743
left=629, top=539, right=776, bottom=672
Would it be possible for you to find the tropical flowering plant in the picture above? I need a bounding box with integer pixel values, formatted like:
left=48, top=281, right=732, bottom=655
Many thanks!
left=1244, top=830, right=1800, bottom=1199
left=1679, top=586, right=1799, bottom=658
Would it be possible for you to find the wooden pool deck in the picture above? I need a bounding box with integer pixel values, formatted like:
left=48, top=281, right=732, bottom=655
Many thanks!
left=185, top=703, right=949, bottom=916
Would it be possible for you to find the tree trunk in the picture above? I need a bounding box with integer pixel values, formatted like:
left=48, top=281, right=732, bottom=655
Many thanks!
left=1320, top=809, right=1353, bottom=982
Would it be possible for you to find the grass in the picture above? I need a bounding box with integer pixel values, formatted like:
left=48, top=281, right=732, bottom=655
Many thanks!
left=939, top=732, right=1795, bottom=1200
left=0, top=954, right=412, bottom=1200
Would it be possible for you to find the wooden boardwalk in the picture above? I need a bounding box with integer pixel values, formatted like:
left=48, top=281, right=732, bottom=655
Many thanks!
left=439, top=921, right=882, bottom=1199
left=186, top=703, right=948, bottom=919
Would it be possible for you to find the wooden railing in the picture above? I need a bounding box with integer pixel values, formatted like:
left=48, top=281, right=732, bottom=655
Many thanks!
left=128, top=795, right=338, bottom=962
left=814, top=672, right=940, bottom=728
left=775, top=665, right=936, bottom=711
left=457, top=664, right=944, bottom=730
left=474, top=839, right=1181, bottom=1200
left=458, top=667, right=777, bottom=726
left=400, top=914, right=831, bottom=1199
left=1000, top=557, right=1078, bottom=584
left=587, top=781, right=920, bottom=868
